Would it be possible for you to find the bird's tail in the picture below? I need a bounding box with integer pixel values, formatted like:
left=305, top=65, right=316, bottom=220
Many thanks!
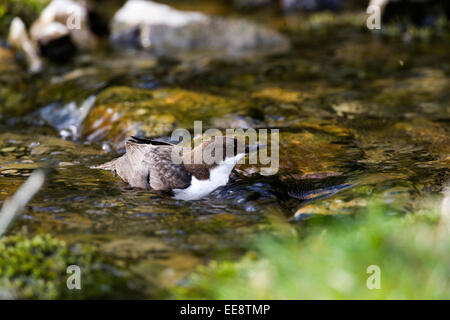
left=90, top=159, right=118, bottom=171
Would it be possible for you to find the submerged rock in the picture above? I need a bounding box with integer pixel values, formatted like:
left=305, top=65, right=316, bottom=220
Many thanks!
left=277, top=130, right=351, bottom=177
left=392, top=119, right=450, bottom=162
left=349, top=117, right=450, bottom=192
left=371, top=68, right=450, bottom=117
left=110, top=0, right=290, bottom=59
left=236, top=125, right=358, bottom=181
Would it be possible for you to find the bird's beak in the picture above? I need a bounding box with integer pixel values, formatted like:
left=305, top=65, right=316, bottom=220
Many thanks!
left=246, top=143, right=267, bottom=153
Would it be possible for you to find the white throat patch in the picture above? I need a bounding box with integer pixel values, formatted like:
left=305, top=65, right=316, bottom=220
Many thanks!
left=173, top=153, right=245, bottom=201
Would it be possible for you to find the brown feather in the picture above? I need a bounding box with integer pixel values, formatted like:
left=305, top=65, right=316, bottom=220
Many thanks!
left=92, top=136, right=247, bottom=191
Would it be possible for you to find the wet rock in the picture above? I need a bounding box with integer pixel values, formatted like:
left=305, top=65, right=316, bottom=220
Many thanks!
left=0, top=129, right=101, bottom=173
left=81, top=86, right=249, bottom=148
left=279, top=131, right=346, bottom=176
left=110, top=0, right=290, bottom=59
left=7, top=0, right=103, bottom=72
left=291, top=171, right=417, bottom=218
left=349, top=117, right=449, bottom=191
left=111, top=0, right=207, bottom=40
left=8, top=17, right=43, bottom=73
left=39, top=95, right=96, bottom=140
left=392, top=119, right=450, bottom=162
left=295, top=198, right=368, bottom=216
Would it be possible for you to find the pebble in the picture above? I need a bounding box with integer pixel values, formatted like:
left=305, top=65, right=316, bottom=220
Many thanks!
left=1, top=169, right=18, bottom=175
left=1, top=146, right=17, bottom=152
left=58, top=162, right=75, bottom=167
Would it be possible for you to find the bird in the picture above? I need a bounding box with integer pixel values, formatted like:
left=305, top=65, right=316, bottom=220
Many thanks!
left=92, top=136, right=263, bottom=201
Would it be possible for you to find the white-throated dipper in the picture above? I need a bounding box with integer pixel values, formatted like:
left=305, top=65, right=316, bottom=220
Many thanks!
left=92, top=136, right=263, bottom=200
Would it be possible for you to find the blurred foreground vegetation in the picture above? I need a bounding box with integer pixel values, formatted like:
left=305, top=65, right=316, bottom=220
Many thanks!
left=0, top=233, right=144, bottom=299
left=174, top=199, right=450, bottom=299
left=3, top=197, right=448, bottom=299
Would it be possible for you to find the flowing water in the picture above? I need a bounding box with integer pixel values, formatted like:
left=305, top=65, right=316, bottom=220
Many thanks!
left=0, top=1, right=449, bottom=297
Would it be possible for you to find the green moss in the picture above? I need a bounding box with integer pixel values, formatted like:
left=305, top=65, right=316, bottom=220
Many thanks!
left=93, top=86, right=246, bottom=123
left=0, top=233, right=144, bottom=299
left=174, top=201, right=450, bottom=299
left=94, top=86, right=155, bottom=105
left=0, top=0, right=49, bottom=35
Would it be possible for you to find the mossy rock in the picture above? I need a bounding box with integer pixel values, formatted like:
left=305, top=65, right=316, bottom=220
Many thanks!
left=82, top=86, right=249, bottom=147
left=0, top=233, right=144, bottom=299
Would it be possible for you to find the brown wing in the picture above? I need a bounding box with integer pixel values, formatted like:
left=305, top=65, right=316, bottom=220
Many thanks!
left=144, top=146, right=192, bottom=191
left=115, top=139, right=153, bottom=189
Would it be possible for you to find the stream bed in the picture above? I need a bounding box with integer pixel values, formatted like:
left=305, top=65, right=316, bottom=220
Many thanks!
left=0, top=1, right=449, bottom=298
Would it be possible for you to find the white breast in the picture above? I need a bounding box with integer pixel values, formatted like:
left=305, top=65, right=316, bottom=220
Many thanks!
left=172, top=154, right=244, bottom=201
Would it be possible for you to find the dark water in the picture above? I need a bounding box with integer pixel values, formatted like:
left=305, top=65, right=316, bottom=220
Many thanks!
left=0, top=2, right=449, bottom=294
